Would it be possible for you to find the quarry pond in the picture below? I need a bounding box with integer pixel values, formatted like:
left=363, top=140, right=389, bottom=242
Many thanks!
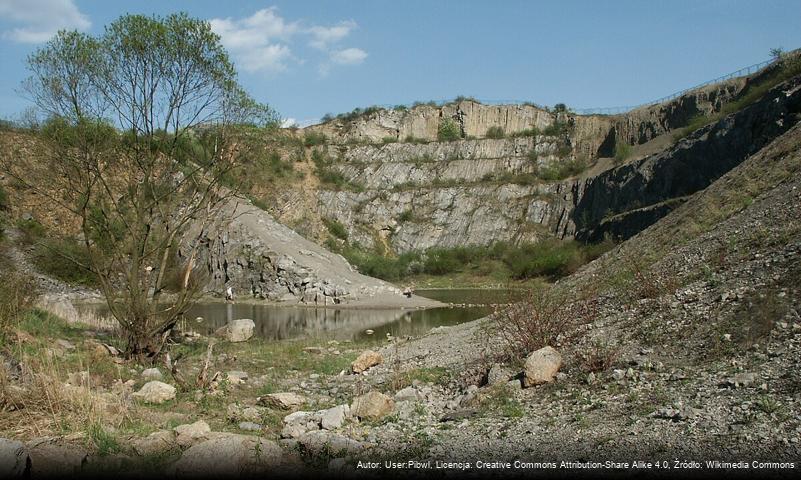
left=76, top=289, right=522, bottom=342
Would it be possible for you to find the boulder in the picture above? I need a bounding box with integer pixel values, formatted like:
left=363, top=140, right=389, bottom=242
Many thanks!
left=174, top=421, right=211, bottom=448
left=297, top=431, right=363, bottom=456
left=486, top=364, right=513, bottom=386
left=320, top=405, right=349, bottom=430
left=27, top=443, right=87, bottom=477
left=0, top=438, right=28, bottom=478
left=281, top=411, right=321, bottom=439
left=226, top=371, right=249, bottom=385
left=141, top=368, right=163, bottom=381
left=351, top=391, right=394, bottom=420
left=351, top=350, right=383, bottom=373
left=393, top=386, right=421, bottom=403
left=131, top=430, right=178, bottom=457
left=216, top=319, right=255, bottom=342
left=523, top=346, right=562, bottom=387
left=258, top=392, right=306, bottom=410
left=132, top=381, right=176, bottom=404
left=172, top=434, right=282, bottom=476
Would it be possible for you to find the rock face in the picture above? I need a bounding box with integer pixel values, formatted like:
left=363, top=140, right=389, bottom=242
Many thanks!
left=523, top=346, right=562, bottom=387
left=172, top=434, right=282, bottom=477
left=351, top=350, right=383, bottom=373
left=191, top=198, right=434, bottom=306
left=351, top=391, right=395, bottom=420
left=132, top=381, right=176, bottom=404
left=216, top=319, right=255, bottom=342
left=309, top=74, right=801, bottom=253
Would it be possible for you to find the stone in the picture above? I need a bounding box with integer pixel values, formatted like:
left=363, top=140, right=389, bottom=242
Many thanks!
left=298, top=431, right=363, bottom=456
left=226, top=371, right=249, bottom=384
left=132, top=381, right=176, bottom=404
left=238, top=422, right=262, bottom=432
left=258, top=392, right=307, bottom=410
left=216, top=319, right=255, bottom=342
left=55, top=339, right=75, bottom=351
left=281, top=411, right=321, bottom=439
left=0, top=438, right=28, bottom=478
left=172, top=434, right=282, bottom=476
left=731, top=372, right=759, bottom=388
left=141, top=368, right=163, bottom=381
left=174, top=420, right=211, bottom=448
left=351, top=391, right=394, bottom=420
left=131, top=430, right=178, bottom=457
left=27, top=443, right=87, bottom=477
left=351, top=350, right=383, bottom=373
left=486, top=364, right=512, bottom=386
left=394, top=386, right=421, bottom=402
left=321, top=405, right=349, bottom=430
left=523, top=346, right=562, bottom=387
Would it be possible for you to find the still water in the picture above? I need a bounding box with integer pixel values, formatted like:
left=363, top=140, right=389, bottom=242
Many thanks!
left=76, top=289, right=511, bottom=342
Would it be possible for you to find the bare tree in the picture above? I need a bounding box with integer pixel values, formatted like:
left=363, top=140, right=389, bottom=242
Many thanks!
left=2, top=13, right=277, bottom=363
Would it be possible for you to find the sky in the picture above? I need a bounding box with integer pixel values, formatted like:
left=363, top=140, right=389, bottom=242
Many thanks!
left=1, top=0, right=800, bottom=126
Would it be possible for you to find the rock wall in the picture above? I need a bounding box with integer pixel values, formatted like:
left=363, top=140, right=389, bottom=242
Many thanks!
left=308, top=74, right=801, bottom=254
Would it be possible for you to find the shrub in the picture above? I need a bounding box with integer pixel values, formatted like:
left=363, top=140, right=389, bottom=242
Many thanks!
left=485, top=126, right=505, bottom=139
left=0, top=185, right=8, bottom=211
left=614, top=141, right=632, bottom=164
left=0, top=266, right=37, bottom=343
left=491, top=286, right=595, bottom=361
left=510, top=127, right=540, bottom=138
left=577, top=340, right=621, bottom=372
left=32, top=237, right=98, bottom=286
left=303, top=131, right=328, bottom=147
left=381, top=136, right=398, bottom=144
left=536, top=156, right=587, bottom=182
left=541, top=121, right=569, bottom=136
left=437, top=119, right=462, bottom=142
left=398, top=209, right=414, bottom=223
left=322, top=218, right=349, bottom=241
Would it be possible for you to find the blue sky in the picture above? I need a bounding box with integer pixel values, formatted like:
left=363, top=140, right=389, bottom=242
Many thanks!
left=1, top=0, right=800, bottom=125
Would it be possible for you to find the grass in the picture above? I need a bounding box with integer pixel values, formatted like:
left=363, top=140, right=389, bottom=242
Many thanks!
left=322, top=217, right=348, bottom=240
left=303, top=131, right=328, bottom=147
left=613, top=141, right=632, bottom=164
left=311, top=150, right=365, bottom=192
left=485, top=126, right=505, bottom=139
left=329, top=238, right=615, bottom=285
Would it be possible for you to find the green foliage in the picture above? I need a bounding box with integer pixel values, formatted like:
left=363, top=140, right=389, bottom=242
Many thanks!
left=398, top=209, right=414, bottom=223
left=437, top=118, right=462, bottom=141
left=32, top=237, right=98, bottom=287
left=311, top=150, right=363, bottom=191
left=614, top=141, right=632, bottom=164
left=381, top=136, right=398, bottom=144
left=509, top=127, right=540, bottom=138
left=485, top=126, right=505, bottom=139
left=534, top=156, right=588, bottom=181
left=322, top=218, right=348, bottom=240
left=0, top=265, right=37, bottom=344
left=303, top=131, right=328, bottom=147
left=541, top=121, right=569, bottom=136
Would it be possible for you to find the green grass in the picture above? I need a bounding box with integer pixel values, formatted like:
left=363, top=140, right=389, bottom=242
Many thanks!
left=614, top=141, right=632, bottom=164
left=31, top=237, right=98, bottom=287
left=485, top=126, right=505, bottom=139
left=322, top=218, right=348, bottom=240
left=303, top=131, right=327, bottom=147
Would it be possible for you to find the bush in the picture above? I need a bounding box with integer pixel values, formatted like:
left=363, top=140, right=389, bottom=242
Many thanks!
left=303, top=131, right=328, bottom=147
left=535, top=156, right=587, bottom=182
left=0, top=185, right=8, bottom=211
left=322, top=218, right=349, bottom=240
left=613, top=141, right=632, bottom=164
left=0, top=266, right=37, bottom=344
left=541, top=121, right=569, bottom=137
left=437, top=119, right=462, bottom=142
left=491, top=286, right=595, bottom=361
left=32, top=237, right=98, bottom=286
left=485, top=126, right=505, bottom=139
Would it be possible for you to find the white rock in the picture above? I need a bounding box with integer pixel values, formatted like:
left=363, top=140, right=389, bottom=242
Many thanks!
left=132, top=381, right=176, bottom=404
left=351, top=350, right=383, bottom=373
left=173, top=434, right=281, bottom=476
left=174, top=420, right=211, bottom=447
left=321, top=405, right=349, bottom=430
left=141, top=368, right=163, bottom=381
left=351, top=391, right=394, bottom=420
left=216, top=319, right=255, bottom=342
left=258, top=392, right=306, bottom=409
left=0, top=438, right=28, bottom=478
left=523, top=346, right=562, bottom=387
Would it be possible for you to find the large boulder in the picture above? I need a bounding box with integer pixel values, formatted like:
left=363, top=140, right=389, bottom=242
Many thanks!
left=523, top=346, right=562, bottom=387
left=351, top=350, right=383, bottom=373
left=27, top=443, right=87, bottom=477
left=172, top=434, right=281, bottom=477
left=216, top=319, right=255, bottom=343
left=131, top=430, right=179, bottom=457
left=351, top=391, right=394, bottom=420
left=141, top=368, right=163, bottom=381
left=297, top=431, right=363, bottom=456
left=258, top=392, right=306, bottom=410
left=174, top=421, right=211, bottom=448
left=0, top=438, right=28, bottom=478
left=132, top=381, right=176, bottom=404
left=321, top=405, right=349, bottom=430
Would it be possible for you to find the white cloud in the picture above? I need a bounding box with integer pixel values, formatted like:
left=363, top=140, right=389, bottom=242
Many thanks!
left=330, top=47, right=367, bottom=66
left=210, top=7, right=366, bottom=76
left=0, top=0, right=90, bottom=43
left=307, top=20, right=356, bottom=50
